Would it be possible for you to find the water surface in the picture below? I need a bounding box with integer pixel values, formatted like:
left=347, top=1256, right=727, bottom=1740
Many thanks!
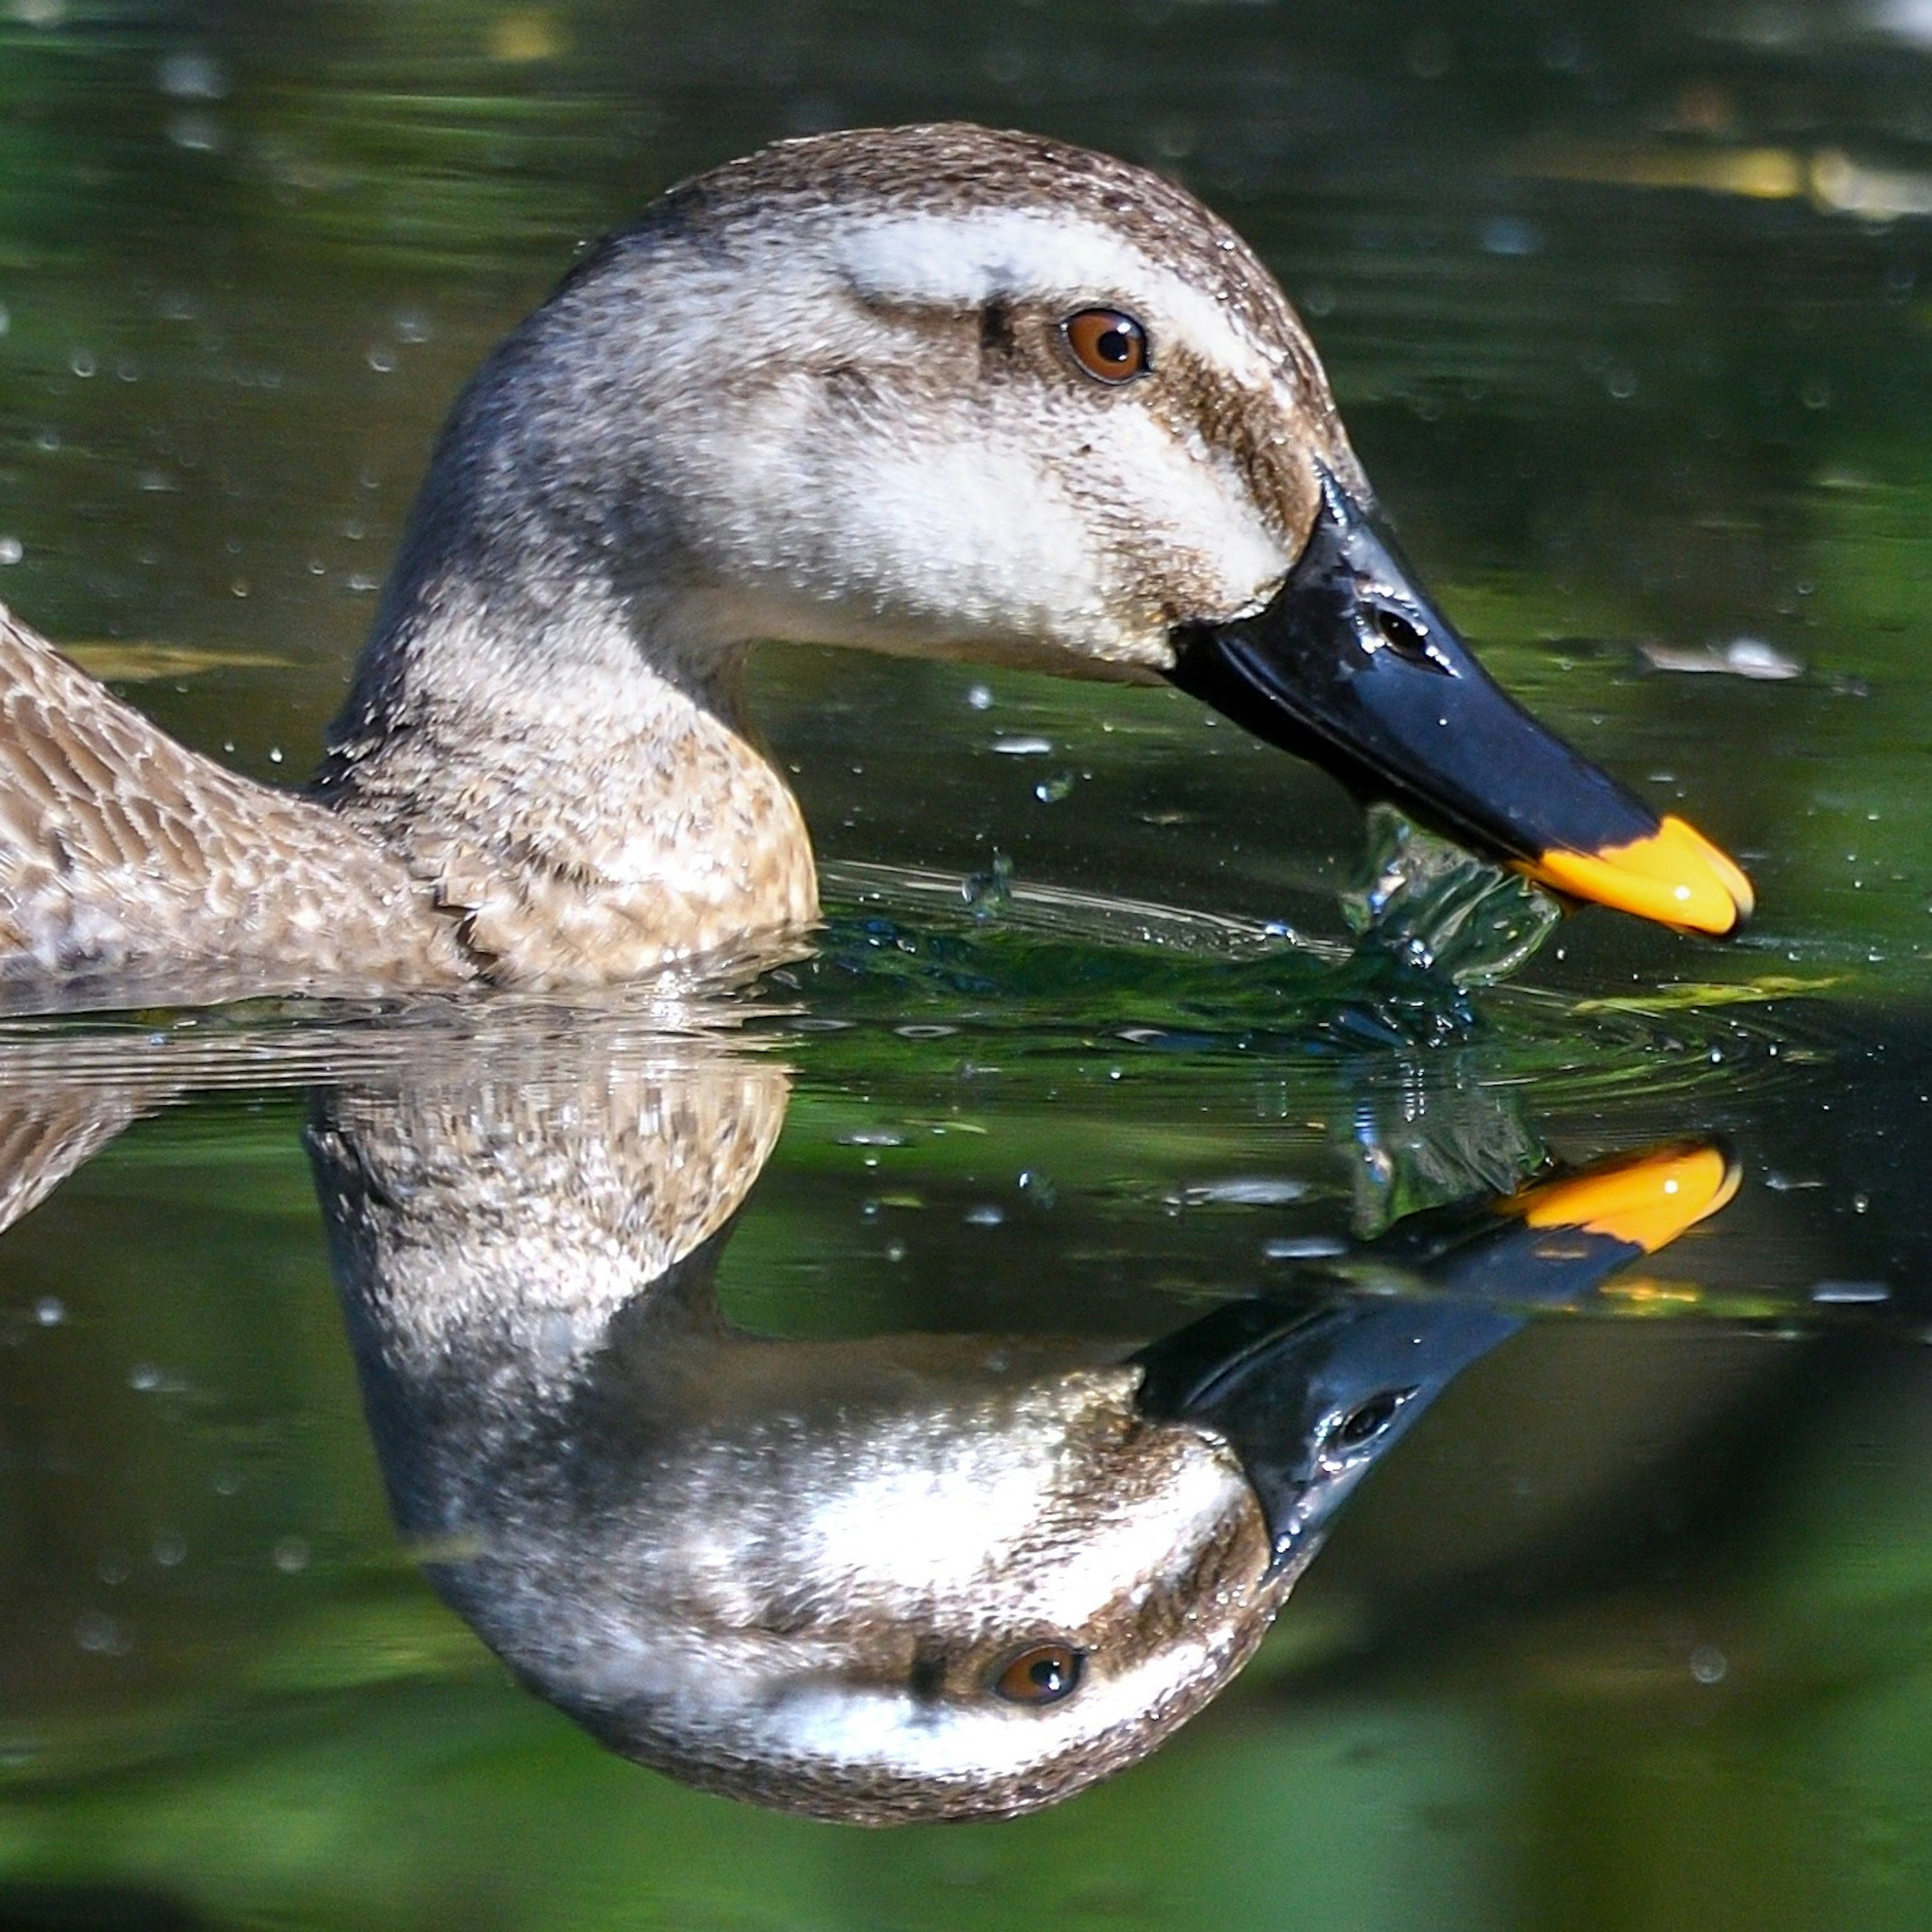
left=6, top=3, right=1932, bottom=1926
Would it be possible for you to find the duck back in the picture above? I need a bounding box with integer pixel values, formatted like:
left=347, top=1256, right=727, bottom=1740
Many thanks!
left=0, top=605, right=469, bottom=1002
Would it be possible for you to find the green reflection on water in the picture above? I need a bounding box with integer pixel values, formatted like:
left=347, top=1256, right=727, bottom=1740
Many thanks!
left=5, top=0, right=1932, bottom=1926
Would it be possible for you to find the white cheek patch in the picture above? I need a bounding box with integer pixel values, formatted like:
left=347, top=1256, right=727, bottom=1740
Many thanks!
left=1020, top=1451, right=1255, bottom=1635
left=800, top=1456, right=1050, bottom=1596
left=834, top=209, right=1283, bottom=396
left=1090, top=404, right=1291, bottom=619
left=701, top=405, right=1285, bottom=664
left=681, top=1467, right=1259, bottom=1786
left=835, top=438, right=1107, bottom=638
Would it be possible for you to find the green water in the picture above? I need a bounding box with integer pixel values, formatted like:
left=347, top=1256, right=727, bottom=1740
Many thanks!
left=6, top=2, right=1932, bottom=1926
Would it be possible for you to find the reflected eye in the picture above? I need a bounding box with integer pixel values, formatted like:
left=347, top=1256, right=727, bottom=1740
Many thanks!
left=1332, top=1387, right=1416, bottom=1450
left=1062, top=308, right=1150, bottom=384
left=992, top=1642, right=1086, bottom=1706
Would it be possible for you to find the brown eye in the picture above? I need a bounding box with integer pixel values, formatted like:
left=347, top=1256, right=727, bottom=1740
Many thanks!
left=992, top=1642, right=1086, bottom=1706
left=1062, top=308, right=1150, bottom=384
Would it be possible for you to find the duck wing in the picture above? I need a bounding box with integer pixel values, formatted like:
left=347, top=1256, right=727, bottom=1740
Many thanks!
left=0, top=1083, right=158, bottom=1237
left=0, top=605, right=470, bottom=1001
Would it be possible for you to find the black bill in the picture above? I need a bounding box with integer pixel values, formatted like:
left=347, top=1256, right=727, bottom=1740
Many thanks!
left=1135, top=1143, right=1739, bottom=1574
left=1166, top=470, right=1752, bottom=935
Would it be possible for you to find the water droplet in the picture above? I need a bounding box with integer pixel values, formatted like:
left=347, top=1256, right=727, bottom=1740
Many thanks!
left=168, top=112, right=224, bottom=153
left=1689, top=1645, right=1727, bottom=1685
left=272, top=1537, right=311, bottom=1574
left=1479, top=215, right=1542, bottom=257
left=74, top=1611, right=130, bottom=1656
left=158, top=49, right=229, bottom=99
left=33, top=1297, right=62, bottom=1326
left=1017, top=1170, right=1058, bottom=1210
left=1810, top=1279, right=1889, bottom=1304
left=1185, top=1177, right=1309, bottom=1208
left=962, top=854, right=1013, bottom=916
left=1264, top=1235, right=1349, bottom=1260
left=1033, top=772, right=1074, bottom=804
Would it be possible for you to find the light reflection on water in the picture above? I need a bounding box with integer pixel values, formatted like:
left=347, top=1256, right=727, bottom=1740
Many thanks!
left=6, top=1, right=1932, bottom=1925
left=0, top=908, right=1927, bottom=1921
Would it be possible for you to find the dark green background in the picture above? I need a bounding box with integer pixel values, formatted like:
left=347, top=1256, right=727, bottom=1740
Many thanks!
left=7, top=3, right=1932, bottom=1926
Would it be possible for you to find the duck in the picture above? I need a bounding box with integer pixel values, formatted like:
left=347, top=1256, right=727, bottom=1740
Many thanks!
left=305, top=1034, right=1738, bottom=1823
left=0, top=122, right=1753, bottom=1002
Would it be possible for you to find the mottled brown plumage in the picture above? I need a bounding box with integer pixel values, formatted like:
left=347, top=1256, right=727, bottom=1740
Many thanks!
left=0, top=124, right=1369, bottom=1003
left=0, top=606, right=467, bottom=996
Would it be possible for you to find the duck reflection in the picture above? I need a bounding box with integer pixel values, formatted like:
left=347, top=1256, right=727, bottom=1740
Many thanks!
left=307, top=1048, right=1733, bottom=1823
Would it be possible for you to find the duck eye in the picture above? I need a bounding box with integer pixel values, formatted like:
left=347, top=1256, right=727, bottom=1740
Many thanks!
left=992, top=1641, right=1086, bottom=1706
left=1062, top=308, right=1150, bottom=384
left=1332, top=1387, right=1416, bottom=1450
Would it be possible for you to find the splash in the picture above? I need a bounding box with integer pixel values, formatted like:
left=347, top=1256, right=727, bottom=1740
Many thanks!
left=1341, top=806, right=1563, bottom=989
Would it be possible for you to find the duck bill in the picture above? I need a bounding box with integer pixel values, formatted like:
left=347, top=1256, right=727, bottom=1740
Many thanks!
left=1136, top=1140, right=1740, bottom=1575
left=1166, top=472, right=1753, bottom=936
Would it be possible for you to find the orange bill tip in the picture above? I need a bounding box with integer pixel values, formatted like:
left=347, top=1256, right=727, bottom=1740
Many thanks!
left=1515, top=1143, right=1741, bottom=1255
left=1518, top=815, right=1754, bottom=935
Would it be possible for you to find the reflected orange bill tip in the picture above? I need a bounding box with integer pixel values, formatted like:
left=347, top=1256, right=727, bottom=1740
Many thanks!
left=1515, top=1144, right=1742, bottom=1254
left=1521, top=816, right=1754, bottom=935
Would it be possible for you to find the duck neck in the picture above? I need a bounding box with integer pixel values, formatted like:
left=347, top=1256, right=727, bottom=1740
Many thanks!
left=315, top=535, right=818, bottom=987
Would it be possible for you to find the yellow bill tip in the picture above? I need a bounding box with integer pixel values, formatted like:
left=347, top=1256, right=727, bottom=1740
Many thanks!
left=1515, top=1143, right=1741, bottom=1255
left=1522, top=816, right=1754, bottom=935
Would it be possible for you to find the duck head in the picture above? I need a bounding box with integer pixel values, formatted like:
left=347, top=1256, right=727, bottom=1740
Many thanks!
left=312, top=1032, right=1739, bottom=1825
left=373, top=122, right=1748, bottom=937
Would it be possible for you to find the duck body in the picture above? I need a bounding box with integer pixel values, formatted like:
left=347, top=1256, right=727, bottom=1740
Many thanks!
left=0, top=124, right=1750, bottom=1002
